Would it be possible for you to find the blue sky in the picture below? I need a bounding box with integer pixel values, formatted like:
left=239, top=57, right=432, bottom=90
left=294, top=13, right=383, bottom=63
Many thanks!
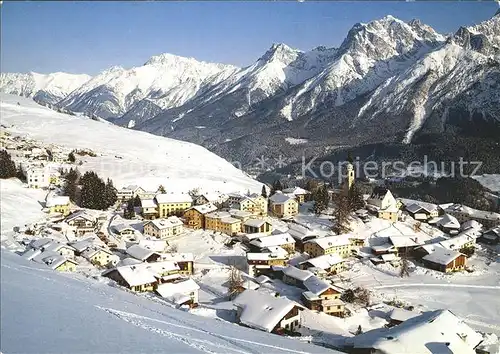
left=1, top=1, right=498, bottom=75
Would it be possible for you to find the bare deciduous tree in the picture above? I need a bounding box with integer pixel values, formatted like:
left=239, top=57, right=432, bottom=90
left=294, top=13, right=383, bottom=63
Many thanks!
left=399, top=249, right=410, bottom=278
left=227, top=265, right=244, bottom=299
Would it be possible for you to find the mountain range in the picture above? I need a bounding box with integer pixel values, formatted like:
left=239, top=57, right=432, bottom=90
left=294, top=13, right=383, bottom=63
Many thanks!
left=2, top=12, right=499, bottom=167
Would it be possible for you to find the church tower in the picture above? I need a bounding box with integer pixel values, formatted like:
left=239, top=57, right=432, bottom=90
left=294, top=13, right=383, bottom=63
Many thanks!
left=347, top=161, right=355, bottom=191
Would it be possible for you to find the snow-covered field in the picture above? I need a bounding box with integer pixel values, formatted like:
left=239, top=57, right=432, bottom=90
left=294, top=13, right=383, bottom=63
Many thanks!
left=0, top=93, right=260, bottom=194
left=0, top=179, right=46, bottom=234
left=1, top=251, right=337, bottom=354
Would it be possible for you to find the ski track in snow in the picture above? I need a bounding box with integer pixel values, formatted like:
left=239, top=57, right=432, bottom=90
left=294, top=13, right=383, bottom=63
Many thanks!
left=374, top=283, right=500, bottom=290
left=97, top=306, right=314, bottom=354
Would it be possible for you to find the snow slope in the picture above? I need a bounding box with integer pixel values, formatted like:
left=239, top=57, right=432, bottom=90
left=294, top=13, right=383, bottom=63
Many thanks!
left=1, top=250, right=337, bottom=354
left=0, top=93, right=261, bottom=193
left=0, top=179, right=47, bottom=234
left=0, top=72, right=92, bottom=105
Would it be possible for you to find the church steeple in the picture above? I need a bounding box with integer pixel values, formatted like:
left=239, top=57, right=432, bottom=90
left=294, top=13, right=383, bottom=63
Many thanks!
left=347, top=161, right=355, bottom=191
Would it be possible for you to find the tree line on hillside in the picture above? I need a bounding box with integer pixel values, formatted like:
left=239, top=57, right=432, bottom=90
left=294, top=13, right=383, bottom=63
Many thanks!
left=63, top=168, right=117, bottom=210
left=0, top=150, right=25, bottom=181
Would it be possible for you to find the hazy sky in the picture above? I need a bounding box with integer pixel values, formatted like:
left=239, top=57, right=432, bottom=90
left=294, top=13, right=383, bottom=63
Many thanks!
left=1, top=1, right=498, bottom=75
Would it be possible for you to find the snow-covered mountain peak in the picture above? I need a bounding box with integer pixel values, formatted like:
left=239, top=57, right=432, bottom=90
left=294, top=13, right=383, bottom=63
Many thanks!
left=453, top=14, right=500, bottom=54
left=259, top=43, right=301, bottom=65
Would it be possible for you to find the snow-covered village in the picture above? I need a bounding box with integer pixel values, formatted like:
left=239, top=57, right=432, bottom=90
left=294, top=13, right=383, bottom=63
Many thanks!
left=2, top=2, right=500, bottom=353
left=0, top=93, right=498, bottom=353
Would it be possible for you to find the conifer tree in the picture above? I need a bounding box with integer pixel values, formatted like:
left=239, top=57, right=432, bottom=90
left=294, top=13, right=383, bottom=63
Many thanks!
left=270, top=180, right=283, bottom=196
left=133, top=195, right=142, bottom=207
left=348, top=184, right=365, bottom=211
left=124, top=198, right=135, bottom=219
left=261, top=185, right=268, bottom=198
left=0, top=150, right=17, bottom=179
left=157, top=185, right=166, bottom=194
left=104, top=178, right=117, bottom=207
left=68, top=151, right=76, bottom=163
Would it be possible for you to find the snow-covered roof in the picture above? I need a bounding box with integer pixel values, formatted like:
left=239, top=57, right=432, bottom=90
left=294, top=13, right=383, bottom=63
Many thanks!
left=141, top=199, right=157, bottom=208
left=303, top=275, right=332, bottom=296
left=282, top=266, right=313, bottom=282
left=371, top=243, right=396, bottom=252
left=288, top=223, right=317, bottom=241
left=269, top=192, right=296, bottom=204
left=115, top=265, right=158, bottom=287
left=65, top=210, right=96, bottom=223
left=42, top=241, right=75, bottom=254
left=189, top=203, right=218, bottom=214
left=44, top=255, right=77, bottom=270
left=381, top=253, right=399, bottom=262
left=206, top=211, right=231, bottom=219
left=68, top=237, right=97, bottom=253
left=422, top=247, right=463, bottom=266
left=113, top=224, right=136, bottom=233
left=45, top=196, right=70, bottom=207
left=438, top=232, right=476, bottom=250
left=244, top=218, right=269, bottom=228
left=307, top=235, right=350, bottom=250
left=115, top=257, right=143, bottom=267
left=160, top=252, right=194, bottom=263
left=461, top=220, right=483, bottom=231
left=220, top=216, right=241, bottom=225
left=233, top=290, right=301, bottom=332
left=29, top=238, right=54, bottom=250
left=126, top=245, right=158, bottom=261
left=436, top=214, right=461, bottom=229
left=300, top=253, right=345, bottom=270
left=146, top=216, right=183, bottom=230
left=249, top=233, right=295, bottom=248
left=156, top=279, right=200, bottom=299
left=82, top=246, right=112, bottom=259
left=348, top=309, right=482, bottom=353
left=22, top=248, right=42, bottom=261
left=389, top=308, right=420, bottom=323
left=136, top=239, right=167, bottom=252
left=282, top=187, right=309, bottom=195
left=247, top=252, right=287, bottom=261
left=255, top=275, right=272, bottom=284
left=228, top=209, right=254, bottom=219
left=388, top=236, right=421, bottom=248
left=444, top=204, right=500, bottom=221
left=155, top=193, right=192, bottom=204
left=400, top=199, right=438, bottom=213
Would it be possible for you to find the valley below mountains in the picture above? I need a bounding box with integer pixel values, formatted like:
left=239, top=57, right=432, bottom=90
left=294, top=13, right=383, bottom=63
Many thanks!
left=2, top=12, right=500, bottom=170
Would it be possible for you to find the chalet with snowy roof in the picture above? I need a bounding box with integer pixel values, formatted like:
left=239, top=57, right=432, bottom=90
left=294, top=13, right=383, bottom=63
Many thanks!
left=301, top=276, right=345, bottom=317
left=434, top=213, right=461, bottom=233
left=443, top=203, right=500, bottom=228
left=367, top=187, right=400, bottom=222
left=82, top=247, right=117, bottom=267
left=422, top=247, right=466, bottom=273
left=269, top=191, right=298, bottom=219
left=282, top=187, right=310, bottom=204
left=103, top=265, right=158, bottom=292
left=126, top=244, right=161, bottom=263
left=402, top=200, right=439, bottom=221
left=156, top=278, right=200, bottom=308
left=116, top=185, right=146, bottom=201
left=183, top=203, right=218, bottom=229
left=140, top=199, right=158, bottom=219
left=233, top=290, right=303, bottom=334
left=243, top=218, right=273, bottom=235
left=143, top=216, right=183, bottom=239
left=299, top=253, right=346, bottom=274
left=246, top=250, right=288, bottom=277
left=249, top=233, right=295, bottom=254
left=345, top=309, right=482, bottom=354
left=461, top=219, right=483, bottom=232
left=155, top=193, right=192, bottom=217
left=112, top=224, right=136, bottom=236
left=159, top=253, right=194, bottom=275
left=304, top=235, right=351, bottom=258
left=205, top=211, right=242, bottom=236
left=134, top=239, right=168, bottom=253
left=41, top=241, right=76, bottom=258
left=45, top=196, right=71, bottom=216
left=226, top=193, right=268, bottom=216
left=68, top=237, right=99, bottom=255
left=287, top=223, right=318, bottom=252
left=64, top=211, right=97, bottom=236
left=280, top=265, right=311, bottom=286
left=438, top=231, right=477, bottom=251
